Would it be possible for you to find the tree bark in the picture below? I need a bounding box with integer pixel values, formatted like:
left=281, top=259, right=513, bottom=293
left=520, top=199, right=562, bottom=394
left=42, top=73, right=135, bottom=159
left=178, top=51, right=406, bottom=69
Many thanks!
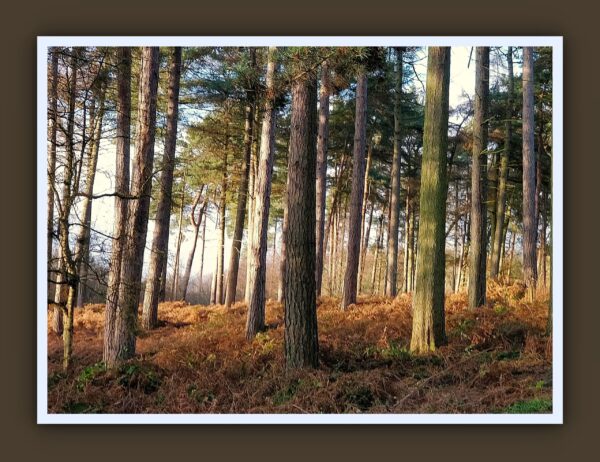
left=385, top=47, right=403, bottom=298
left=104, top=47, right=132, bottom=364
left=142, top=47, right=182, bottom=327
left=468, top=47, right=490, bottom=309
left=226, top=48, right=257, bottom=307
left=284, top=62, right=319, bottom=369
left=245, top=104, right=261, bottom=303
left=410, top=47, right=451, bottom=354
left=47, top=48, right=59, bottom=276
left=105, top=47, right=159, bottom=368
left=246, top=47, right=277, bottom=338
left=490, top=46, right=513, bottom=278
left=57, top=49, right=79, bottom=369
left=315, top=60, right=331, bottom=298
left=522, top=47, right=537, bottom=301
left=341, top=67, right=368, bottom=309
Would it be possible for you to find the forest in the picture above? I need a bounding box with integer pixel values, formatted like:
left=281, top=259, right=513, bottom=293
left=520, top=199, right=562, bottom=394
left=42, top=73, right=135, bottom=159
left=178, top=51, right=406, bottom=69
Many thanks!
left=46, top=45, right=553, bottom=415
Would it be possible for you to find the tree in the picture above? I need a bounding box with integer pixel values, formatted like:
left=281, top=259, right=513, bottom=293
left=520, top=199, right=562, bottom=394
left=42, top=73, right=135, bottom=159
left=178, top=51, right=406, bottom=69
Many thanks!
left=47, top=48, right=59, bottom=276
left=410, top=47, right=450, bottom=354
left=315, top=60, right=331, bottom=298
left=246, top=46, right=277, bottom=339
left=104, top=47, right=132, bottom=364
left=522, top=46, right=537, bottom=301
left=341, top=65, right=368, bottom=310
left=55, top=49, right=80, bottom=369
left=47, top=48, right=62, bottom=335
left=225, top=48, right=257, bottom=307
left=468, top=47, right=490, bottom=309
left=284, top=50, right=319, bottom=369
left=490, top=47, right=513, bottom=278
left=76, top=72, right=108, bottom=307
left=141, top=46, right=182, bottom=328
left=180, top=187, right=208, bottom=301
left=385, top=47, right=403, bottom=297
left=104, top=47, right=160, bottom=367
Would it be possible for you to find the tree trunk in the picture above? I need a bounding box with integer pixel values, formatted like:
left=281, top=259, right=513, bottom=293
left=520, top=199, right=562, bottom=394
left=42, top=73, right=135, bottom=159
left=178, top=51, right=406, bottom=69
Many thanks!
left=246, top=47, right=277, bottom=338
left=105, top=47, right=159, bottom=368
left=198, top=212, right=207, bottom=302
left=142, top=47, right=182, bottom=327
left=385, top=47, right=403, bottom=298
left=104, top=47, right=132, bottom=363
left=226, top=48, right=257, bottom=307
left=359, top=200, right=374, bottom=291
left=468, top=47, right=490, bottom=309
left=403, top=159, right=413, bottom=293
left=277, top=196, right=288, bottom=303
left=76, top=81, right=107, bottom=307
left=358, top=143, right=373, bottom=293
left=315, top=60, right=331, bottom=298
left=284, top=62, right=319, bottom=369
left=341, top=67, right=368, bottom=310
left=56, top=49, right=80, bottom=370
left=522, top=46, right=537, bottom=301
left=410, top=47, right=451, bottom=354
left=171, top=173, right=188, bottom=300
left=215, top=147, right=228, bottom=305
left=47, top=48, right=59, bottom=276
left=371, top=211, right=385, bottom=294
left=245, top=104, right=261, bottom=303
left=490, top=46, right=513, bottom=278
left=180, top=190, right=207, bottom=301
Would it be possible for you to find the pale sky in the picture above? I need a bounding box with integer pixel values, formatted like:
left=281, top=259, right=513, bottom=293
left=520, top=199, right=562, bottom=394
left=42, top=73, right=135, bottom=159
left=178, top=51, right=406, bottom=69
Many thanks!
left=86, top=46, right=513, bottom=284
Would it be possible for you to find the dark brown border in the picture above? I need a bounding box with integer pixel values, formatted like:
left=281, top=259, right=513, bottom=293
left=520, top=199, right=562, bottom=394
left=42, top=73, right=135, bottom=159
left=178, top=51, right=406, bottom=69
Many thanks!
left=2, top=0, right=598, bottom=460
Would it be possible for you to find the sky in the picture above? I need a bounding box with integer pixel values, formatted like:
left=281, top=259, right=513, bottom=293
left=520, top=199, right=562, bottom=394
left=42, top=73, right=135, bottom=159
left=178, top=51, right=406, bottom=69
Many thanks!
left=85, top=46, right=513, bottom=286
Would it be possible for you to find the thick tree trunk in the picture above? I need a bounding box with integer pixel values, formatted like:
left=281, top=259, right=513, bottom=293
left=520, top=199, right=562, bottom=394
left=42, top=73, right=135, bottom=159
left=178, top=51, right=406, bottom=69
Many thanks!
left=105, top=47, right=159, bottom=368
left=226, top=48, right=257, bottom=307
left=490, top=47, right=513, bottom=278
left=142, top=47, right=182, bottom=327
left=410, top=47, right=451, bottom=354
left=284, top=63, right=319, bottom=369
left=246, top=47, right=277, bottom=338
left=104, top=47, right=132, bottom=364
left=315, top=60, right=330, bottom=298
left=245, top=105, right=260, bottom=303
left=522, top=47, right=537, bottom=301
left=341, top=67, right=368, bottom=310
left=468, top=47, right=490, bottom=309
left=385, top=48, right=403, bottom=298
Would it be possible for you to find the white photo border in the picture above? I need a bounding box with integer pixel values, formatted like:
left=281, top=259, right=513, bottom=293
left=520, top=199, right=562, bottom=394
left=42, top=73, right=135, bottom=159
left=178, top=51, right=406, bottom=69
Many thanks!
left=37, top=36, right=563, bottom=424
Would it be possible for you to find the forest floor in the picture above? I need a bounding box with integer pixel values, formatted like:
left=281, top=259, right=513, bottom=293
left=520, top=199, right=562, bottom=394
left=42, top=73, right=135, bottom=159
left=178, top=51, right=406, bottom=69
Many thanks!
left=47, top=282, right=552, bottom=414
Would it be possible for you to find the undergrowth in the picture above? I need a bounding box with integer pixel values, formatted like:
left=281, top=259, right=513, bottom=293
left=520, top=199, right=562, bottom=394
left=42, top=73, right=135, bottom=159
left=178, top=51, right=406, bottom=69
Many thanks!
left=47, top=282, right=552, bottom=414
